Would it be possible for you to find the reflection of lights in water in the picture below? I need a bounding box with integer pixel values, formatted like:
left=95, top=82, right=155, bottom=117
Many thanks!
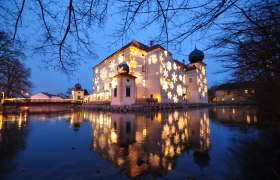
left=176, top=147, right=181, bottom=154
left=168, top=163, right=172, bottom=171
left=232, top=108, right=235, bottom=114
left=110, top=131, right=117, bottom=144
left=99, top=134, right=106, bottom=149
left=174, top=111, right=179, bottom=120
left=0, top=114, right=2, bottom=130
left=169, top=146, right=175, bottom=157
left=178, top=118, right=184, bottom=130
left=254, top=115, right=257, bottom=123
left=143, top=129, right=147, bottom=137
left=246, top=114, right=251, bottom=124
left=171, top=125, right=175, bottom=134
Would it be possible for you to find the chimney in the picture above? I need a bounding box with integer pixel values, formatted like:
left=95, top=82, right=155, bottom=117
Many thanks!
left=150, top=40, right=154, bottom=47
left=182, top=59, right=185, bottom=64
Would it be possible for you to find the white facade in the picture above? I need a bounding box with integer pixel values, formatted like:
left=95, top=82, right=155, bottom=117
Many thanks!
left=90, top=40, right=208, bottom=104
left=110, top=74, right=136, bottom=106
left=72, top=90, right=84, bottom=101
left=31, top=92, right=62, bottom=99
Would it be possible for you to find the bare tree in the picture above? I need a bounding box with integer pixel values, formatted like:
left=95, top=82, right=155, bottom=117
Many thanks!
left=0, top=31, right=32, bottom=98
left=0, top=0, right=109, bottom=75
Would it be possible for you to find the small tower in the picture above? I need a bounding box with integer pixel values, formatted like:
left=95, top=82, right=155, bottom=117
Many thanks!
left=72, top=82, right=85, bottom=101
left=110, top=63, right=137, bottom=106
left=186, top=47, right=208, bottom=103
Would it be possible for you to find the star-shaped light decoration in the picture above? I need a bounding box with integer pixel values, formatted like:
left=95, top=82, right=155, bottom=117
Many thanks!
left=172, top=72, right=177, bottom=83
left=100, top=68, right=107, bottom=80
left=169, top=82, right=174, bottom=89
left=173, top=95, right=178, bottom=103
left=152, top=55, right=157, bottom=64
left=179, top=75, right=183, bottom=81
left=167, top=91, right=172, bottom=99
left=176, top=85, right=183, bottom=96
left=109, top=60, right=116, bottom=71
left=163, top=69, right=168, bottom=77
left=166, top=61, right=172, bottom=71
left=162, top=81, right=168, bottom=91
left=173, top=63, right=177, bottom=70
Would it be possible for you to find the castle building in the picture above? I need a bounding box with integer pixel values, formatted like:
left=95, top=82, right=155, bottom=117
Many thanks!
left=88, top=40, right=208, bottom=104
left=72, top=83, right=84, bottom=101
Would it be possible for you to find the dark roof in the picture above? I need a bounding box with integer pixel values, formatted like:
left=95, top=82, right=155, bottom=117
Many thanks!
left=174, top=59, right=198, bottom=72
left=93, top=40, right=170, bottom=69
left=215, top=82, right=256, bottom=90
left=174, top=60, right=187, bottom=70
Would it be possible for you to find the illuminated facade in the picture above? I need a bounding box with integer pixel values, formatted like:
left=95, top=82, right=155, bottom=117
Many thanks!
left=89, top=40, right=208, bottom=104
left=71, top=83, right=84, bottom=101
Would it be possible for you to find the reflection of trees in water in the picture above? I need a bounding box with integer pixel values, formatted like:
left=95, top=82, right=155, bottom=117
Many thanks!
left=227, top=127, right=280, bottom=179
left=0, top=112, right=29, bottom=179
left=210, top=107, right=280, bottom=179
left=87, top=109, right=211, bottom=178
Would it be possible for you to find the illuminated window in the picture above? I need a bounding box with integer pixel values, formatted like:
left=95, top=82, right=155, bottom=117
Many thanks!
left=252, top=89, right=255, bottom=93
left=114, top=87, right=117, bottom=97
left=126, top=87, right=131, bottom=97
left=244, top=90, right=248, bottom=94
left=189, top=77, right=193, bottom=83
left=142, top=80, right=146, bottom=86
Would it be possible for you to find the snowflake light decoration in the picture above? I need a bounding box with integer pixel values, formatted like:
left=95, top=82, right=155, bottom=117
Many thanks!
left=176, top=85, right=183, bottom=95
left=169, top=82, right=174, bottom=89
left=173, top=63, right=177, bottom=70
left=172, top=72, right=177, bottom=83
left=162, top=81, right=168, bottom=91
left=173, top=95, right=178, bottom=103
left=166, top=61, right=172, bottom=71
left=167, top=91, right=172, bottom=99
left=163, top=69, right=168, bottom=77
left=109, top=60, right=116, bottom=71
left=179, top=75, right=183, bottom=81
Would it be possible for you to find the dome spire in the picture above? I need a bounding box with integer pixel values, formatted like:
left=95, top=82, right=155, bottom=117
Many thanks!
left=189, top=47, right=204, bottom=63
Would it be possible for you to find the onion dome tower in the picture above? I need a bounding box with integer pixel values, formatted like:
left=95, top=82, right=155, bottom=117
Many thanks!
left=74, top=83, right=82, bottom=90
left=189, top=47, right=204, bottom=63
left=117, top=63, right=130, bottom=74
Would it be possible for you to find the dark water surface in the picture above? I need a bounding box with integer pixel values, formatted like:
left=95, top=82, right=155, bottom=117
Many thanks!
left=0, top=106, right=279, bottom=179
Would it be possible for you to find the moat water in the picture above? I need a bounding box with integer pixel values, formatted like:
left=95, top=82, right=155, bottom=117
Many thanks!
left=0, top=106, right=279, bottom=179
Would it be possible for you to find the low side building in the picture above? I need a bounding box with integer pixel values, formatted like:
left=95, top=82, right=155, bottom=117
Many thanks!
left=31, top=92, right=63, bottom=99
left=211, top=82, right=256, bottom=103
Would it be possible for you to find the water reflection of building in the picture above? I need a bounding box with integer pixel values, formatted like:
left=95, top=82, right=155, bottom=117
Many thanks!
left=84, top=109, right=210, bottom=177
left=210, top=107, right=258, bottom=124
left=70, top=110, right=84, bottom=131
